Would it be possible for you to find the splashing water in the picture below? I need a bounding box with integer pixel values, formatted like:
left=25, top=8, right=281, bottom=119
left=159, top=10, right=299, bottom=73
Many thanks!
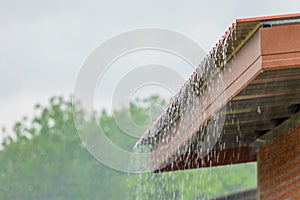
left=128, top=25, right=257, bottom=199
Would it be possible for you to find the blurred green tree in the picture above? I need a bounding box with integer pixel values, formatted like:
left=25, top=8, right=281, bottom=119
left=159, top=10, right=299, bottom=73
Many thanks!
left=0, top=95, right=256, bottom=199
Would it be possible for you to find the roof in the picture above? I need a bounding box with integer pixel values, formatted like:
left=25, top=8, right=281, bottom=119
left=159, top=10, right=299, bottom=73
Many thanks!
left=237, top=13, right=300, bottom=23
left=136, top=13, right=300, bottom=172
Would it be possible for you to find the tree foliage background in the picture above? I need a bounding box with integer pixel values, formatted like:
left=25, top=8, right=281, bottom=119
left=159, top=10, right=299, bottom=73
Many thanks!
left=0, top=95, right=256, bottom=199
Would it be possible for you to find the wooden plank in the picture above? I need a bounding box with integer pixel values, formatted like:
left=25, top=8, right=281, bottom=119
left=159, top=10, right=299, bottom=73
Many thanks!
left=233, top=89, right=300, bottom=101
left=154, top=147, right=256, bottom=172
left=238, top=80, right=300, bottom=96
left=256, top=67, right=300, bottom=79
left=229, top=93, right=300, bottom=108
left=225, top=120, right=278, bottom=132
left=252, top=74, right=300, bottom=84
left=261, top=24, right=300, bottom=55
left=251, top=110, right=300, bottom=148
left=223, top=104, right=286, bottom=115
left=223, top=109, right=295, bottom=126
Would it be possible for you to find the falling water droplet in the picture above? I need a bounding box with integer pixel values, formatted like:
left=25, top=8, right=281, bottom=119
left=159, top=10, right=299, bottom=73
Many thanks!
left=257, top=106, right=261, bottom=114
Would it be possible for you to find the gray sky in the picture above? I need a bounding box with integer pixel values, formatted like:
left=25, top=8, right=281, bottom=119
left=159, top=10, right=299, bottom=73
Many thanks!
left=1, top=0, right=300, bottom=135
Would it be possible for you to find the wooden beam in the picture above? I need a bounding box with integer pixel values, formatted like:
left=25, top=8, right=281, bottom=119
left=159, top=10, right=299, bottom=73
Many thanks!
left=251, top=110, right=300, bottom=149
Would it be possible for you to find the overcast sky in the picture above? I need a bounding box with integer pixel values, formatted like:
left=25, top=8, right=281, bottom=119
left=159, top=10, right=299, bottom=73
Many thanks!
left=1, top=0, right=300, bottom=135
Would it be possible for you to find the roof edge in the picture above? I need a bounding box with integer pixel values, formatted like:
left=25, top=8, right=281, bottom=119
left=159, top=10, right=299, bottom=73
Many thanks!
left=237, top=13, right=300, bottom=23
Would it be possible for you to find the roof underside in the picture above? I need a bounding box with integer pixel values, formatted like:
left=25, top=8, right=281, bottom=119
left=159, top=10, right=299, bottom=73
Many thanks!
left=136, top=13, right=300, bottom=172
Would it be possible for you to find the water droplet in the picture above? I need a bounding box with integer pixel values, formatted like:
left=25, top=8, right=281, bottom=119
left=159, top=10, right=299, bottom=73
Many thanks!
left=257, top=106, right=261, bottom=114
